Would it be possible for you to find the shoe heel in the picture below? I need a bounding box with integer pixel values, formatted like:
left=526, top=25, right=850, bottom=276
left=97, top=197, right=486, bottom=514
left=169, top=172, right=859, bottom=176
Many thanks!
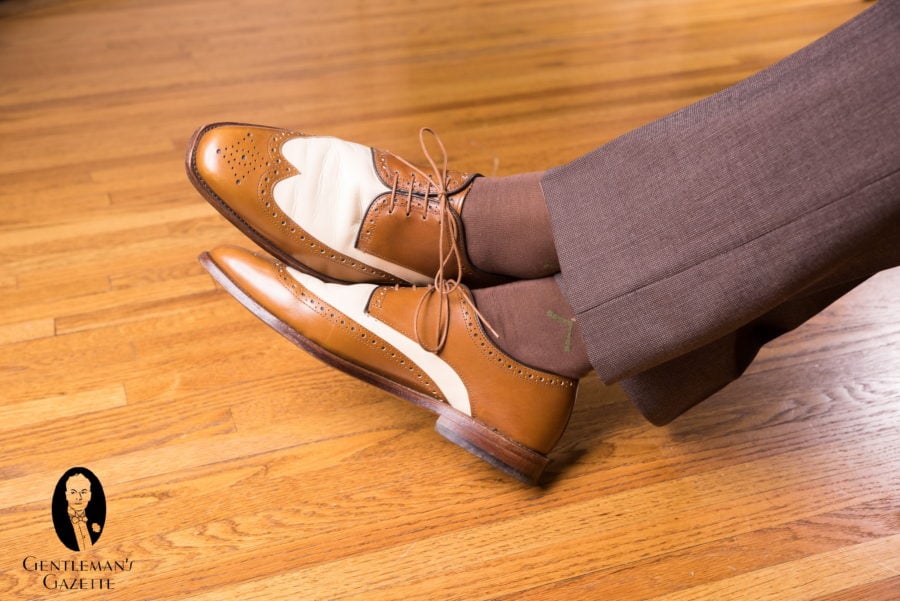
left=435, top=413, right=549, bottom=485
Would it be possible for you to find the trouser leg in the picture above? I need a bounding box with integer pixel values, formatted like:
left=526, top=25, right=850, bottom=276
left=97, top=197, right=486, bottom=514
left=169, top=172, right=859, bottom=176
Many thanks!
left=625, top=216, right=900, bottom=424
left=541, top=0, right=900, bottom=422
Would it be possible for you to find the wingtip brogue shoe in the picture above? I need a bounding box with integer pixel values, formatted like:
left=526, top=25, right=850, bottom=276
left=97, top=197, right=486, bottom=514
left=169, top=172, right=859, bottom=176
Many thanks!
left=188, top=123, right=508, bottom=288
left=199, top=245, right=577, bottom=484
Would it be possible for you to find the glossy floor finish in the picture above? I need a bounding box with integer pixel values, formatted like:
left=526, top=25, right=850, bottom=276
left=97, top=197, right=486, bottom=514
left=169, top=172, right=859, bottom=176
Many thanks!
left=1, top=0, right=898, bottom=599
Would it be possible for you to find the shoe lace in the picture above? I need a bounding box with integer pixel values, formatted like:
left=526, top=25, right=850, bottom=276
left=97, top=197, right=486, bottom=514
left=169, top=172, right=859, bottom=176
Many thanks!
left=388, top=128, right=498, bottom=353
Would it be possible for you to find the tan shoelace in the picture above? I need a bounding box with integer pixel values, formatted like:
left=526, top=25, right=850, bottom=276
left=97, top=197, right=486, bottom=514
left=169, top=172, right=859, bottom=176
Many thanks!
left=386, top=128, right=497, bottom=353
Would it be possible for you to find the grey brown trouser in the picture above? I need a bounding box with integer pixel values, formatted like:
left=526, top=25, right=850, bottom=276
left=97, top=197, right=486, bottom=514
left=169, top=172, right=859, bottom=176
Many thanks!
left=541, top=0, right=900, bottom=424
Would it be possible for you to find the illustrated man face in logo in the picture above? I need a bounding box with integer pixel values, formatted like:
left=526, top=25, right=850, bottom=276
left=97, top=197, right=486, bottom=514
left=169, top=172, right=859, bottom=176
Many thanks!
left=53, top=467, right=106, bottom=552
left=65, top=474, right=92, bottom=512
left=65, top=472, right=98, bottom=550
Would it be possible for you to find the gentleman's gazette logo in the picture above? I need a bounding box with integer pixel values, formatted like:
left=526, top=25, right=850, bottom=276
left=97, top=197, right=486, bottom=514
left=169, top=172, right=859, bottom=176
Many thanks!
left=20, top=467, right=135, bottom=591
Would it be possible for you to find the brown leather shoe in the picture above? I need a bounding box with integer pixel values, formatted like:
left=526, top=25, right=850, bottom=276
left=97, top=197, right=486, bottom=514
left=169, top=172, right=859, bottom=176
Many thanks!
left=187, top=123, right=507, bottom=288
left=199, top=245, right=577, bottom=484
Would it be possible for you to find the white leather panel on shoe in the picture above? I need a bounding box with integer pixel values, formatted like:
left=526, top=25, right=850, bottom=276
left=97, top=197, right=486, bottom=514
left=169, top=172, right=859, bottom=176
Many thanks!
left=287, top=267, right=471, bottom=415
left=276, top=137, right=433, bottom=285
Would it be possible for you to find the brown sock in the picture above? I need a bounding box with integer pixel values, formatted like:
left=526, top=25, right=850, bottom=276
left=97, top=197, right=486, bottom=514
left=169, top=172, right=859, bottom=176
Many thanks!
left=461, top=171, right=560, bottom=279
left=472, top=276, right=591, bottom=380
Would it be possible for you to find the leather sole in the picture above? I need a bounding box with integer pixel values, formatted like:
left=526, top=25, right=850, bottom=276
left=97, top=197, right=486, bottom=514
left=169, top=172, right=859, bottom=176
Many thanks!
left=199, top=250, right=549, bottom=484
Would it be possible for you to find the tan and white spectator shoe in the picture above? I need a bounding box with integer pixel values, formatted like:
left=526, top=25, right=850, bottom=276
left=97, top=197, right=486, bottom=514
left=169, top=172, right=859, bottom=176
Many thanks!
left=199, top=245, right=577, bottom=484
left=187, top=123, right=507, bottom=287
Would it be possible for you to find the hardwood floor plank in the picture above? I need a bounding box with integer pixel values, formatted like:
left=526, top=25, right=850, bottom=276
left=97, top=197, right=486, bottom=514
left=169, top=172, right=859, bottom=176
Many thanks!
left=1, top=1, right=892, bottom=599
left=504, top=496, right=900, bottom=599
left=647, top=534, right=900, bottom=601
left=0, top=318, right=54, bottom=345
left=169, top=434, right=899, bottom=600
left=812, top=575, right=900, bottom=601
left=0, top=384, right=126, bottom=434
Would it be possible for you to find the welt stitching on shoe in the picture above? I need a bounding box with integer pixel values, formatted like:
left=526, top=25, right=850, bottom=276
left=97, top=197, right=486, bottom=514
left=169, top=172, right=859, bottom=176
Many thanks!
left=276, top=266, right=444, bottom=399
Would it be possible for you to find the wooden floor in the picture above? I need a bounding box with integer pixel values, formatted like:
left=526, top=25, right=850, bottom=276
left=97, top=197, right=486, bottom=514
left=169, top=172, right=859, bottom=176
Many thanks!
left=2, top=0, right=898, bottom=599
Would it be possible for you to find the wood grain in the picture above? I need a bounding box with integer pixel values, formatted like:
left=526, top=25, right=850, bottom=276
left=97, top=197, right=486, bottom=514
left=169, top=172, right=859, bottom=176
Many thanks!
left=2, top=0, right=897, bottom=599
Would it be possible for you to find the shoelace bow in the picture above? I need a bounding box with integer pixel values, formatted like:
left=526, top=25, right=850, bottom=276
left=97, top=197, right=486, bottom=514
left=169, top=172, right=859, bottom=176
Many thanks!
left=388, top=128, right=497, bottom=353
